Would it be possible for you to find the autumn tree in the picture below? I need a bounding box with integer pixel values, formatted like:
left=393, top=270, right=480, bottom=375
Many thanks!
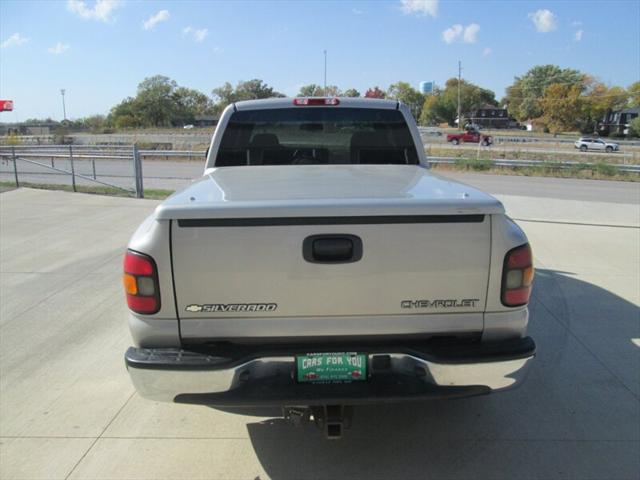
left=418, top=94, right=443, bottom=125
left=364, top=86, right=386, bottom=98
left=581, top=81, right=628, bottom=132
left=503, top=65, right=584, bottom=121
left=539, top=83, right=584, bottom=134
left=628, top=81, right=640, bottom=107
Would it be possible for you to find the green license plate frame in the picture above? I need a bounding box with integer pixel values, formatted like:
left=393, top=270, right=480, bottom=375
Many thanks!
left=296, top=352, right=368, bottom=383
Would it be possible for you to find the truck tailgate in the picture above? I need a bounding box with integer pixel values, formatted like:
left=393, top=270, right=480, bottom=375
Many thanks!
left=161, top=165, right=502, bottom=340
left=171, top=215, right=491, bottom=339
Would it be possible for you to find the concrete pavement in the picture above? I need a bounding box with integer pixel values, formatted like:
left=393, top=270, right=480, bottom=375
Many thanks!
left=0, top=187, right=638, bottom=479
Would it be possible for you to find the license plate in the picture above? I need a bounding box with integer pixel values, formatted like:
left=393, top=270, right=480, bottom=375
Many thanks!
left=296, top=352, right=367, bottom=383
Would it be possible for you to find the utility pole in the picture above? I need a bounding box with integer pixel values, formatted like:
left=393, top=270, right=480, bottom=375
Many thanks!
left=323, top=50, right=327, bottom=95
left=60, top=89, right=67, bottom=121
left=457, top=61, right=462, bottom=131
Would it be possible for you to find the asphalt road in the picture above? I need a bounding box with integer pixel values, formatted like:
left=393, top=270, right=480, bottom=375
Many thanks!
left=1, top=188, right=638, bottom=479
left=2, top=158, right=639, bottom=204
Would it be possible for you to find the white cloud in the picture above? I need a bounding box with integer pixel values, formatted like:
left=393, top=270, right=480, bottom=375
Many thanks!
left=48, top=42, right=70, bottom=54
left=182, top=26, right=208, bottom=43
left=574, top=29, right=583, bottom=41
left=463, top=23, right=480, bottom=43
left=528, top=9, right=557, bottom=33
left=400, top=0, right=438, bottom=17
left=143, top=10, right=170, bottom=30
left=571, top=20, right=582, bottom=27
left=442, top=24, right=463, bottom=43
left=352, top=8, right=364, bottom=15
left=442, top=23, right=479, bottom=44
left=482, top=47, right=492, bottom=56
left=67, top=0, right=122, bottom=22
left=1, top=33, right=29, bottom=49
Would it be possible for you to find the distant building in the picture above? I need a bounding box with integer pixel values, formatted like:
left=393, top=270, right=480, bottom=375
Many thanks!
left=0, top=121, right=59, bottom=136
left=193, top=115, right=219, bottom=128
left=419, top=81, right=435, bottom=94
left=465, top=104, right=511, bottom=129
left=598, top=107, right=639, bottom=136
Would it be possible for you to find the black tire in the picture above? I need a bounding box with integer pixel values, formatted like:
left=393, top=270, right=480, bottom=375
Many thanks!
left=580, top=145, right=587, bottom=152
left=482, top=140, right=489, bottom=146
left=451, top=138, right=459, bottom=145
left=605, top=146, right=613, bottom=152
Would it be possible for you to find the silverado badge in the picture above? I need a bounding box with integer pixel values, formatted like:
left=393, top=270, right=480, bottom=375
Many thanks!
left=185, top=303, right=277, bottom=313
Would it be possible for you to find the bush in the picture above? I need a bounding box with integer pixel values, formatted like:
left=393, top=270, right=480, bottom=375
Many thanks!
left=595, top=163, right=617, bottom=176
left=628, top=117, right=640, bottom=138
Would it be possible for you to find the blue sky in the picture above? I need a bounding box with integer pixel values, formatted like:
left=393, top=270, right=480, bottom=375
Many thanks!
left=1, top=0, right=638, bottom=120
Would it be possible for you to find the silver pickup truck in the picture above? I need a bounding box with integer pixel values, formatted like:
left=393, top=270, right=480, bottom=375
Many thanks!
left=124, top=97, right=535, bottom=437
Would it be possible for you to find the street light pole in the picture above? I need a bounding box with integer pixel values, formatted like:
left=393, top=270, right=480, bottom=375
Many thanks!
left=60, top=89, right=67, bottom=121
left=457, top=61, right=462, bottom=131
left=323, top=50, right=327, bottom=94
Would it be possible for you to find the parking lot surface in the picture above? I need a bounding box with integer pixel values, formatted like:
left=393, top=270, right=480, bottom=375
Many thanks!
left=0, top=187, right=638, bottom=479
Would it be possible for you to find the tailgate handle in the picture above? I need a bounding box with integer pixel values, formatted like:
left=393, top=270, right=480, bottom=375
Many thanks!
left=303, top=235, right=363, bottom=264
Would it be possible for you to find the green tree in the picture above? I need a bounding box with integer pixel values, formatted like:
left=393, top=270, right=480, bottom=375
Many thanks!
left=418, top=79, right=497, bottom=126
left=627, top=116, right=640, bottom=137
left=79, top=115, right=106, bottom=133
left=628, top=81, right=640, bottom=107
left=322, top=85, right=342, bottom=96
left=387, top=81, right=425, bottom=120
left=173, top=87, right=215, bottom=125
left=135, top=75, right=179, bottom=127
left=213, top=79, right=284, bottom=111
left=297, top=84, right=324, bottom=96
left=235, top=79, right=284, bottom=100
left=504, top=65, right=585, bottom=121
left=343, top=88, right=360, bottom=97
left=108, top=97, right=143, bottom=128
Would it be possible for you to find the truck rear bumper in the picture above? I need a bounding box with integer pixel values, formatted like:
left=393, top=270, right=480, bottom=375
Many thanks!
left=125, top=337, right=535, bottom=406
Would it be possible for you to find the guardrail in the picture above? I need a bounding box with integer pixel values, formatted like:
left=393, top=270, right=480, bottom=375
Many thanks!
left=426, top=156, right=640, bottom=174
left=1, top=145, right=638, bottom=199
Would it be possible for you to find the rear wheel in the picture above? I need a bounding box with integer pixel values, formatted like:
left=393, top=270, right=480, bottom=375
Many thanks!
left=580, top=145, right=587, bottom=152
left=451, top=138, right=459, bottom=145
left=482, top=140, right=489, bottom=146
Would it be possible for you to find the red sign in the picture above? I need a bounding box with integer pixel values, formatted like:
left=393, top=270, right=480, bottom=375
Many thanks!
left=0, top=100, right=14, bottom=112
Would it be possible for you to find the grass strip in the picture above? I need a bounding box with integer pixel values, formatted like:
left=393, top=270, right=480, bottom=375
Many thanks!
left=0, top=181, right=174, bottom=199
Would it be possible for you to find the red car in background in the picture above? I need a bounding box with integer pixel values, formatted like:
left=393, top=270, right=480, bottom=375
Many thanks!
left=447, top=127, right=493, bottom=146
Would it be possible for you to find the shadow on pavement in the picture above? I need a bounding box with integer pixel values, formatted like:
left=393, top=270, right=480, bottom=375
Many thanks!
left=239, top=269, right=640, bottom=480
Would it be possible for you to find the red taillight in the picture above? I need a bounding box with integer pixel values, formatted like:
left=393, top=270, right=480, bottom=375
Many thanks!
left=501, top=244, right=534, bottom=307
left=293, top=97, right=340, bottom=106
left=124, top=250, right=160, bottom=314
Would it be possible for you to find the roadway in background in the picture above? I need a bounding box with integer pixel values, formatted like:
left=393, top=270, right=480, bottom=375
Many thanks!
left=2, top=158, right=638, bottom=204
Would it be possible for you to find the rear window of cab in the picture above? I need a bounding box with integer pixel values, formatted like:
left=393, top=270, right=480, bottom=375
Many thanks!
left=215, top=107, right=419, bottom=167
